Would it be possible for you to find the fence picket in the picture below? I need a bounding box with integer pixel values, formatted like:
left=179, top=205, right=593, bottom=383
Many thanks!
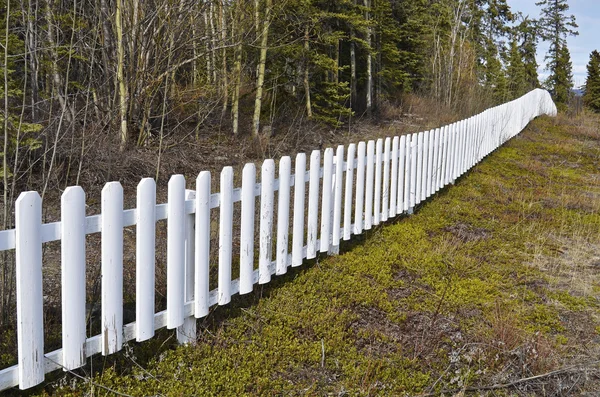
left=364, top=141, right=375, bottom=230
left=416, top=132, right=423, bottom=205
left=396, top=135, right=405, bottom=214
left=373, top=139, right=383, bottom=225
left=15, top=192, right=44, bottom=388
left=344, top=144, right=355, bottom=240
left=382, top=137, right=391, bottom=222
left=260, top=160, right=275, bottom=283
left=433, top=129, right=440, bottom=193
left=410, top=134, right=418, bottom=210
left=426, top=130, right=433, bottom=198
left=219, top=168, right=234, bottom=302
left=101, top=182, right=123, bottom=355
left=440, top=127, right=448, bottom=188
left=292, top=153, right=306, bottom=267
left=354, top=142, right=366, bottom=234
left=136, top=179, right=156, bottom=341
left=195, top=171, right=211, bottom=317
left=332, top=145, right=344, bottom=253
left=276, top=156, right=292, bottom=274
left=167, top=175, right=186, bottom=328
left=240, top=164, right=256, bottom=293
left=320, top=148, right=334, bottom=252
left=61, top=187, right=86, bottom=369
left=403, top=135, right=410, bottom=212
left=390, top=137, right=399, bottom=218
left=307, top=150, right=320, bottom=259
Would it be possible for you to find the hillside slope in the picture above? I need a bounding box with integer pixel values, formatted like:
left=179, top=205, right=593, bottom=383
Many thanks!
left=43, top=114, right=600, bottom=396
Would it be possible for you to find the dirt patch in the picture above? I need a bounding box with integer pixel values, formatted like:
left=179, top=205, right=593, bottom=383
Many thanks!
left=444, top=222, right=490, bottom=243
left=350, top=306, right=402, bottom=357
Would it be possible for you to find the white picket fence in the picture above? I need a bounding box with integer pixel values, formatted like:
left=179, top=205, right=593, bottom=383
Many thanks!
left=0, top=89, right=556, bottom=390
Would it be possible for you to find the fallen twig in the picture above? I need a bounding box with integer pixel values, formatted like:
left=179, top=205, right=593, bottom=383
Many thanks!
left=417, top=360, right=600, bottom=396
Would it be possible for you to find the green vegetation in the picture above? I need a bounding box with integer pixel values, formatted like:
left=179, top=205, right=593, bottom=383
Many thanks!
left=584, top=50, right=600, bottom=112
left=536, top=0, right=579, bottom=106
left=30, top=114, right=600, bottom=395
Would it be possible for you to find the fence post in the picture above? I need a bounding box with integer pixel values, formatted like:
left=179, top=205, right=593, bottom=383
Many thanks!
left=177, top=189, right=197, bottom=344
left=15, top=192, right=44, bottom=388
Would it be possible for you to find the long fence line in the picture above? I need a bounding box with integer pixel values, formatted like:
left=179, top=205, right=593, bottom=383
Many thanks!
left=0, top=89, right=557, bottom=390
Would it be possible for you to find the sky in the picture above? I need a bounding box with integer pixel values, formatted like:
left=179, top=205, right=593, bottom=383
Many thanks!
left=506, top=0, right=600, bottom=88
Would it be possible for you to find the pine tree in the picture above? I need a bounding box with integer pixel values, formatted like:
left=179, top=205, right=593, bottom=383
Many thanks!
left=515, top=16, right=540, bottom=92
left=536, top=0, right=578, bottom=105
left=583, top=50, right=600, bottom=112
left=506, top=38, right=527, bottom=99
left=549, top=44, right=573, bottom=105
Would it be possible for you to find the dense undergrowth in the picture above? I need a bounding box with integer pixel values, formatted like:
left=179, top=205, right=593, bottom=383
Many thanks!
left=29, top=113, right=600, bottom=395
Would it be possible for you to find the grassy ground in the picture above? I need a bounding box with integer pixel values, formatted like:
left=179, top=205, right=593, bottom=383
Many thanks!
left=38, top=113, right=600, bottom=396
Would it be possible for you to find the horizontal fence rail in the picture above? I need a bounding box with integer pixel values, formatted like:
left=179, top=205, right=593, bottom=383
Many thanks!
left=0, top=89, right=557, bottom=390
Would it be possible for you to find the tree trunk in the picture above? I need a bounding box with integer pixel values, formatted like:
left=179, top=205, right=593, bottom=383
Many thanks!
left=203, top=5, right=213, bottom=84
left=364, top=0, right=372, bottom=114
left=220, top=0, right=228, bottom=118
left=350, top=40, right=356, bottom=108
left=27, top=0, right=39, bottom=121
left=252, top=0, right=272, bottom=136
left=303, top=25, right=312, bottom=119
left=116, top=0, right=128, bottom=149
left=44, top=1, right=73, bottom=123
left=209, top=1, right=218, bottom=84
left=231, top=3, right=243, bottom=135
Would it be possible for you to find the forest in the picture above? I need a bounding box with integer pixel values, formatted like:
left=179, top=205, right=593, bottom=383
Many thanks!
left=0, top=0, right=581, bottom=326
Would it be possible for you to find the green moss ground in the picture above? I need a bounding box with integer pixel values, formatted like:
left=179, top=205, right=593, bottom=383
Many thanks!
left=38, top=114, right=600, bottom=396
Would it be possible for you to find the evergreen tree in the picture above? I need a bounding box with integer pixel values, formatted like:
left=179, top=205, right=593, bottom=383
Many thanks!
left=471, top=0, right=513, bottom=92
left=548, top=44, right=573, bottom=105
left=536, top=0, right=578, bottom=104
left=583, top=50, right=600, bottom=112
left=516, top=16, right=540, bottom=91
left=506, top=38, right=527, bottom=99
